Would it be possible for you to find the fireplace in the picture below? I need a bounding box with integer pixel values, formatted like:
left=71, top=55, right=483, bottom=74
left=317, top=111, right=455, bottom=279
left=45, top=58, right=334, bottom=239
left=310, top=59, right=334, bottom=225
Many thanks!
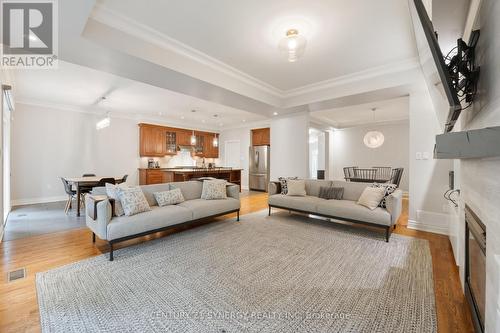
left=464, top=204, right=486, bottom=333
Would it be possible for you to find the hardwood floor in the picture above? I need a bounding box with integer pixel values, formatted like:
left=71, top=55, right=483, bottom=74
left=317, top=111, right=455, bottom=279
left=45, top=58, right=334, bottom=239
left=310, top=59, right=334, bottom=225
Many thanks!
left=0, top=193, right=473, bottom=333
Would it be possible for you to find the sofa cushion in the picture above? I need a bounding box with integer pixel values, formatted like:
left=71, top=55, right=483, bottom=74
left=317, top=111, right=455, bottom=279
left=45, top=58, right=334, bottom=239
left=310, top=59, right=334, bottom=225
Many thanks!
left=170, top=181, right=203, bottom=200
left=278, top=177, right=298, bottom=194
left=304, top=179, right=333, bottom=197
left=370, top=183, right=398, bottom=208
left=357, top=186, right=386, bottom=210
left=319, top=186, right=344, bottom=200
left=105, top=183, right=129, bottom=216
left=178, top=198, right=240, bottom=220
left=333, top=181, right=369, bottom=201
left=140, top=183, right=172, bottom=207
left=268, top=194, right=326, bottom=213
left=316, top=200, right=391, bottom=226
left=107, top=205, right=192, bottom=240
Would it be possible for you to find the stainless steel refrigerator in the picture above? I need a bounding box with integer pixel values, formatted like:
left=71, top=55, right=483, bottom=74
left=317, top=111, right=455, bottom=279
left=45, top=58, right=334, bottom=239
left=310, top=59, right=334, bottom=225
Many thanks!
left=249, top=145, right=270, bottom=191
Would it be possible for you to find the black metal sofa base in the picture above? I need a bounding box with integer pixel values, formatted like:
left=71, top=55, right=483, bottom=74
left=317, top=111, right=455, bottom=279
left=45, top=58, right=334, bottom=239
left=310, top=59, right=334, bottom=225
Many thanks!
left=268, top=205, right=392, bottom=242
left=93, top=209, right=240, bottom=261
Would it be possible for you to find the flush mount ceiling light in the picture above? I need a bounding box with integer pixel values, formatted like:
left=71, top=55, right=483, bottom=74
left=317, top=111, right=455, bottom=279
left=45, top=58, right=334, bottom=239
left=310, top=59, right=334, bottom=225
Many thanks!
left=278, top=29, right=307, bottom=62
left=363, top=108, right=384, bottom=148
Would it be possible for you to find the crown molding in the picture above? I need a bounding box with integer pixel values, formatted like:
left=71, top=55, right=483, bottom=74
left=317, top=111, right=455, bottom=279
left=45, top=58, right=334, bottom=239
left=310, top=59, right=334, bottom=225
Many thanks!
left=14, top=99, right=229, bottom=132
left=90, top=4, right=420, bottom=105
left=90, top=4, right=286, bottom=99
left=283, top=57, right=420, bottom=98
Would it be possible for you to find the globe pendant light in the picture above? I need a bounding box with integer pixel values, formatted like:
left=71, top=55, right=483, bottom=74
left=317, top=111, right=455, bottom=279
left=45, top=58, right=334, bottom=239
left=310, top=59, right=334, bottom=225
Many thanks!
left=278, top=29, right=307, bottom=62
left=363, top=108, right=384, bottom=148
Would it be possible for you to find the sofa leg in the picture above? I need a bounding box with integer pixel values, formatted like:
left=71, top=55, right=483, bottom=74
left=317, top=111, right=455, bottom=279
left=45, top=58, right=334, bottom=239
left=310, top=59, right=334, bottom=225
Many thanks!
left=385, top=227, right=390, bottom=242
left=92, top=232, right=96, bottom=243
left=109, top=242, right=114, bottom=261
left=237, top=210, right=240, bottom=221
left=268, top=206, right=271, bottom=216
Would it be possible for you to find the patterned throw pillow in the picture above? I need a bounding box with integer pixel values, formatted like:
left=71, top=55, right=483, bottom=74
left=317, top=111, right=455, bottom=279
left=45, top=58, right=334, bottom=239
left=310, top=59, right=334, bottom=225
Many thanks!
left=116, top=186, right=151, bottom=216
left=318, top=186, right=344, bottom=200
left=105, top=183, right=128, bottom=216
left=370, top=183, right=397, bottom=208
left=278, top=177, right=298, bottom=195
left=201, top=180, right=227, bottom=200
left=153, top=188, right=185, bottom=207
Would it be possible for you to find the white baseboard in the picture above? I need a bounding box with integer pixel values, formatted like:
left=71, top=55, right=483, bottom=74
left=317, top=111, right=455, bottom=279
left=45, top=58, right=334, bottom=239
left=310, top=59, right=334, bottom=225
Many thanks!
left=241, top=185, right=249, bottom=190
left=11, top=195, right=67, bottom=207
left=407, top=210, right=450, bottom=236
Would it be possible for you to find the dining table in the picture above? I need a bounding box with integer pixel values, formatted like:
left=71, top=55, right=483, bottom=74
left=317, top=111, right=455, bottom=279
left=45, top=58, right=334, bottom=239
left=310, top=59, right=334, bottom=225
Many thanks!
left=63, top=176, right=124, bottom=217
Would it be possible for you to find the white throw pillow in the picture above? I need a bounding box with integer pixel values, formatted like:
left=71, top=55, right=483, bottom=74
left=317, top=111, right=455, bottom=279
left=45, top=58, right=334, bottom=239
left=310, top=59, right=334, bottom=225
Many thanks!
left=105, top=183, right=128, bottom=216
left=116, top=186, right=151, bottom=216
left=154, top=188, right=185, bottom=207
left=357, top=186, right=386, bottom=210
left=286, top=179, right=306, bottom=196
left=201, top=180, right=227, bottom=200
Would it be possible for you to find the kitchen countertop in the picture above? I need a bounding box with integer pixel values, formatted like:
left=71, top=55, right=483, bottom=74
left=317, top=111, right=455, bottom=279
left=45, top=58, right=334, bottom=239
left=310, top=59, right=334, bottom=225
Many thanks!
left=138, top=167, right=243, bottom=172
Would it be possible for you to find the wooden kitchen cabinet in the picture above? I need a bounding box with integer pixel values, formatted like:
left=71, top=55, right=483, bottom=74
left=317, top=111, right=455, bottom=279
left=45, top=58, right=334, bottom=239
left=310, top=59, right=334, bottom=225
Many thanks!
left=139, top=124, right=165, bottom=157
left=176, top=129, right=193, bottom=146
left=251, top=128, right=270, bottom=146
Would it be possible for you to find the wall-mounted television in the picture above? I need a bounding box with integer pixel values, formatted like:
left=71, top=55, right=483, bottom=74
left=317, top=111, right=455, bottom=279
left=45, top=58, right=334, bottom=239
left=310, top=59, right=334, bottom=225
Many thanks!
left=410, top=0, right=462, bottom=133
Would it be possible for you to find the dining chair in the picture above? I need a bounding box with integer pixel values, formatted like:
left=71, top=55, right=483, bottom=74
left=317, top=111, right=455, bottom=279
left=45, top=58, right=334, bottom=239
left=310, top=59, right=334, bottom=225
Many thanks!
left=61, top=177, right=81, bottom=214
left=343, top=166, right=358, bottom=181
left=121, top=174, right=128, bottom=183
left=97, top=177, right=116, bottom=187
left=352, top=168, right=376, bottom=182
left=372, top=167, right=392, bottom=181
left=389, top=168, right=404, bottom=187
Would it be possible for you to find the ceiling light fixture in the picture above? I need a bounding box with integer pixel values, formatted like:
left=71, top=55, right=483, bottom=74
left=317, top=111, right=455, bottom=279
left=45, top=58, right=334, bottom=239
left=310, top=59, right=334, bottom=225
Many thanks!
left=96, top=112, right=111, bottom=130
left=363, top=108, right=384, bottom=148
left=273, top=111, right=279, bottom=116
left=278, top=29, right=307, bottom=62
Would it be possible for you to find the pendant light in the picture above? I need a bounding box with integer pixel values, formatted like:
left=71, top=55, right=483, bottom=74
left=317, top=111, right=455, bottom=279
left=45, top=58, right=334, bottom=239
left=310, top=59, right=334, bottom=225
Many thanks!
left=190, top=130, right=196, bottom=145
left=363, top=108, right=384, bottom=148
left=212, top=133, right=218, bottom=148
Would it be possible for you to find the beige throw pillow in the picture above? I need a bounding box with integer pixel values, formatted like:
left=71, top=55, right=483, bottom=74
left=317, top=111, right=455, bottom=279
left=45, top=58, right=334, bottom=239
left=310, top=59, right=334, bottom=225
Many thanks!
left=286, top=179, right=306, bottom=196
left=116, top=186, right=151, bottom=216
left=105, top=183, right=128, bottom=216
left=357, top=186, right=386, bottom=210
left=201, top=180, right=227, bottom=200
left=154, top=188, right=185, bottom=207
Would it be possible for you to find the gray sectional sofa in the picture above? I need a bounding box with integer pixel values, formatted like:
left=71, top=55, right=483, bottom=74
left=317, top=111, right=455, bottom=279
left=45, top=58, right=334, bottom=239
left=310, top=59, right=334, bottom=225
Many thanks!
left=86, top=181, right=240, bottom=260
left=268, top=179, right=403, bottom=241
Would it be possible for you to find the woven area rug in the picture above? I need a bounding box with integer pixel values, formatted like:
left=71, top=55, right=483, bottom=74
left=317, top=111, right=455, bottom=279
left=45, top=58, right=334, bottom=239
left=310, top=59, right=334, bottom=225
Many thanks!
left=36, top=210, right=437, bottom=333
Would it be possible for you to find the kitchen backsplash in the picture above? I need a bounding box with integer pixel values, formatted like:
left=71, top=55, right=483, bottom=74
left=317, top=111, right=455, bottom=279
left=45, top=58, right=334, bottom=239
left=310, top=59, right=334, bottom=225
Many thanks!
left=140, top=151, right=220, bottom=168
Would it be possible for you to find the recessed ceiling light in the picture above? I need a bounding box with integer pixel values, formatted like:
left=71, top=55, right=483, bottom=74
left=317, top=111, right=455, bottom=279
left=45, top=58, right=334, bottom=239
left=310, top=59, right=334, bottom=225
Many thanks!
left=158, top=112, right=163, bottom=116
left=219, top=123, right=224, bottom=126
left=202, top=119, right=206, bottom=123
left=180, top=116, right=185, bottom=120
left=242, top=119, right=246, bottom=122
left=273, top=112, right=279, bottom=116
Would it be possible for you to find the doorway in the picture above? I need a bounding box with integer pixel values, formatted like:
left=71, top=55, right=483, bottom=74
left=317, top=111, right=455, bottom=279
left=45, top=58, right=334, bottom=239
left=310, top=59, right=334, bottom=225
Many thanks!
left=1, top=85, right=13, bottom=234
left=309, top=128, right=326, bottom=179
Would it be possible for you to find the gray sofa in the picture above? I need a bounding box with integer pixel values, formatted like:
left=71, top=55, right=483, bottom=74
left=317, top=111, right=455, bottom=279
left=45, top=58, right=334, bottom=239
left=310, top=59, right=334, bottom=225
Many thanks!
left=268, top=179, right=403, bottom=241
left=86, top=181, right=240, bottom=260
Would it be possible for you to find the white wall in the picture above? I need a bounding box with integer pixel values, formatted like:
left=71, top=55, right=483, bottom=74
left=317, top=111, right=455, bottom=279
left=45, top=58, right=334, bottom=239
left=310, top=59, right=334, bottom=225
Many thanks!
left=407, top=87, right=453, bottom=235
left=330, top=120, right=410, bottom=191
left=270, top=112, right=309, bottom=180
left=11, top=103, right=140, bottom=205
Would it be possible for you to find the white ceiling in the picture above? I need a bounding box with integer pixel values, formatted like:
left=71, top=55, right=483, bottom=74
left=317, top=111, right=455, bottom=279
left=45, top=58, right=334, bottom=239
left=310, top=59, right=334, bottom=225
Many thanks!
left=310, top=96, right=409, bottom=128
left=14, top=61, right=266, bottom=129
left=94, top=0, right=418, bottom=91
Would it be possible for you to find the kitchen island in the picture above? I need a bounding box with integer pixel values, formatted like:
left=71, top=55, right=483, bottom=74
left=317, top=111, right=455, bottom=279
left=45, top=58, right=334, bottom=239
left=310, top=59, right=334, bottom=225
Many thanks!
left=138, top=167, right=242, bottom=189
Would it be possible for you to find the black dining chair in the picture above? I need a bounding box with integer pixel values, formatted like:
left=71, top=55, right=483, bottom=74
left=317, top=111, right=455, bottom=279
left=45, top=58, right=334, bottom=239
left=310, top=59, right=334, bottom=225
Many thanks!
left=388, top=168, right=404, bottom=187
left=372, top=167, right=392, bottom=181
left=352, top=168, right=377, bottom=182
left=97, top=177, right=116, bottom=187
left=343, top=166, right=357, bottom=181
left=61, top=177, right=80, bottom=214
left=120, top=174, right=128, bottom=183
